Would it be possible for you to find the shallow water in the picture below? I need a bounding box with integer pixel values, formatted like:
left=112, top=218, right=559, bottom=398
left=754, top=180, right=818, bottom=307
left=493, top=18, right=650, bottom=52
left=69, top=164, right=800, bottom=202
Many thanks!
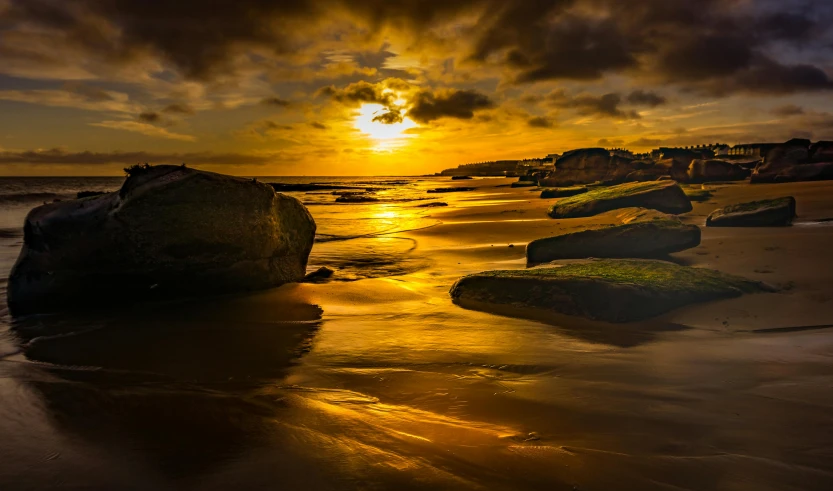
left=2, top=176, right=833, bottom=490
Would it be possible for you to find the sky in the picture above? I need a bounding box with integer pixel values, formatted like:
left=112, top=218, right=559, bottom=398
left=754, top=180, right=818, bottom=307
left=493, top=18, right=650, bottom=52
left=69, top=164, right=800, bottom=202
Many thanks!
left=0, top=0, right=832, bottom=176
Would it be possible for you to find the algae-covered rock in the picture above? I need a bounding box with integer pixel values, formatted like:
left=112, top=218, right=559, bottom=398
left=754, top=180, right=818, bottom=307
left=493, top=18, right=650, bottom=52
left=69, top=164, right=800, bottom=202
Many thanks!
left=8, top=165, right=316, bottom=315
left=526, top=219, right=700, bottom=263
left=547, top=181, right=692, bottom=219
left=706, top=197, right=796, bottom=227
left=540, top=187, right=588, bottom=199
left=450, top=259, right=769, bottom=322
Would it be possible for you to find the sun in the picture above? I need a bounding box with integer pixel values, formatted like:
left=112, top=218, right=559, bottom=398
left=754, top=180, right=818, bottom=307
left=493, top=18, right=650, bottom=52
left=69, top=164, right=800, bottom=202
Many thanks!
left=354, top=103, right=418, bottom=151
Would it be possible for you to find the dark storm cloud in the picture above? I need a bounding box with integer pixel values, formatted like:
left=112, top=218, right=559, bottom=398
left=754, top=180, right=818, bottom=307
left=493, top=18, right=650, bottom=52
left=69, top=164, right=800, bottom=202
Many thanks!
left=372, top=110, right=404, bottom=124
left=527, top=116, right=554, bottom=128
left=260, top=97, right=291, bottom=107
left=2, top=0, right=831, bottom=96
left=407, top=89, right=494, bottom=123
left=162, top=103, right=196, bottom=115
left=0, top=148, right=274, bottom=166
left=626, top=90, right=667, bottom=107
left=317, top=80, right=397, bottom=106
left=772, top=104, right=805, bottom=117
left=137, top=111, right=160, bottom=123
left=547, top=91, right=640, bottom=120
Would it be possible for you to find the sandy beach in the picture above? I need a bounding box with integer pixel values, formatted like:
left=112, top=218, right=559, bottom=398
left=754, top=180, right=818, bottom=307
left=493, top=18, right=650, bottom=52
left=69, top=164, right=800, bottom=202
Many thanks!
left=1, top=176, right=832, bottom=490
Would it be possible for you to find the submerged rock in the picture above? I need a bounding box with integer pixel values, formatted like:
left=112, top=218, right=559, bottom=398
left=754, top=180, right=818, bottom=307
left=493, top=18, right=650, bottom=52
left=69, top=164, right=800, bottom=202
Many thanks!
left=416, top=202, right=448, bottom=207
left=540, top=186, right=588, bottom=199
left=450, top=259, right=770, bottom=322
left=302, top=266, right=335, bottom=283
left=547, top=181, right=693, bottom=219
left=526, top=219, right=701, bottom=263
left=8, top=165, right=316, bottom=315
left=706, top=196, right=796, bottom=227
left=510, top=181, right=537, bottom=188
left=451, top=175, right=472, bottom=180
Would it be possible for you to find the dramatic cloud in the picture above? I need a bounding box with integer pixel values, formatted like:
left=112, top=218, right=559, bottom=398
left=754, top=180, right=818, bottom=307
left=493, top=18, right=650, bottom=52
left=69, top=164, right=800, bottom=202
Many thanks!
left=162, top=103, right=196, bottom=115
left=0, top=88, right=138, bottom=112
left=626, top=90, right=667, bottom=107
left=547, top=91, right=640, bottom=120
left=772, top=104, right=805, bottom=117
left=527, top=116, right=554, bottom=128
left=407, top=89, right=494, bottom=123
left=137, top=111, right=160, bottom=123
left=260, top=97, right=291, bottom=107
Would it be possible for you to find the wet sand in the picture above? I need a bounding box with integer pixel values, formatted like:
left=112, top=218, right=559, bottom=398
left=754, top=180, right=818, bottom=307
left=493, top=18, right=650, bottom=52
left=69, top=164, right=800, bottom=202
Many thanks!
left=2, top=177, right=833, bottom=490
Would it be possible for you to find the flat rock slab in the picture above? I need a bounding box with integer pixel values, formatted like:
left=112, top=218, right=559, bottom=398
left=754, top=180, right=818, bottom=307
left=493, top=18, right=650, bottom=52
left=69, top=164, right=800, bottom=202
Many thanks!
left=427, top=187, right=475, bottom=193
left=547, top=181, right=692, bottom=219
left=540, top=187, right=588, bottom=199
left=526, top=219, right=701, bottom=263
left=450, top=259, right=770, bottom=323
left=510, top=181, right=537, bottom=188
left=706, top=196, right=796, bottom=227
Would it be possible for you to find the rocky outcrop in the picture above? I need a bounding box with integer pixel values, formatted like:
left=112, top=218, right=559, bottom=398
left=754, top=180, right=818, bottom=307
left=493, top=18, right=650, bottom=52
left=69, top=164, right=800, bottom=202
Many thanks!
left=547, top=181, right=693, bottom=218
left=540, top=187, right=588, bottom=199
left=526, top=219, right=701, bottom=263
left=809, top=141, right=833, bottom=163
left=706, top=197, right=796, bottom=227
left=539, top=149, right=642, bottom=187
left=624, top=168, right=669, bottom=182
left=752, top=138, right=811, bottom=183
left=8, top=165, right=316, bottom=315
left=687, top=159, right=749, bottom=182
left=450, top=259, right=769, bottom=323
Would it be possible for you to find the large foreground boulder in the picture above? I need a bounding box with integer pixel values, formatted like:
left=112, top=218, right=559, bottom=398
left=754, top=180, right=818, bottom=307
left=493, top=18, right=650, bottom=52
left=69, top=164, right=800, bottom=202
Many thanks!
left=687, top=159, right=749, bottom=182
left=526, top=219, right=700, bottom=263
left=450, top=259, right=770, bottom=323
left=547, top=181, right=693, bottom=219
left=8, top=165, right=317, bottom=315
left=706, top=196, right=796, bottom=227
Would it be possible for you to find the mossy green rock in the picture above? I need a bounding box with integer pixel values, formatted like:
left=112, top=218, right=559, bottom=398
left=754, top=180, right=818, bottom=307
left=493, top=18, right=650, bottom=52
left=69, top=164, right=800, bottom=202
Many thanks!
left=450, top=259, right=769, bottom=322
left=526, top=220, right=701, bottom=263
left=8, top=165, right=317, bottom=315
left=547, top=181, right=692, bottom=219
left=540, top=187, right=588, bottom=199
left=706, top=196, right=796, bottom=227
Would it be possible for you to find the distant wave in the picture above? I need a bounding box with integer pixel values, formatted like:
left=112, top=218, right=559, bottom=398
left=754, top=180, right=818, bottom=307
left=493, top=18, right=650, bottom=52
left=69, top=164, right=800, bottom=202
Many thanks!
left=0, top=192, right=64, bottom=204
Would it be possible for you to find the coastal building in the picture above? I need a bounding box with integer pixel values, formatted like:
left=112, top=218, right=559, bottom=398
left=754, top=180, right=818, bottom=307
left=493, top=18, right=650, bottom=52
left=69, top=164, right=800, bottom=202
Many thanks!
left=729, top=143, right=776, bottom=157
left=608, top=148, right=635, bottom=159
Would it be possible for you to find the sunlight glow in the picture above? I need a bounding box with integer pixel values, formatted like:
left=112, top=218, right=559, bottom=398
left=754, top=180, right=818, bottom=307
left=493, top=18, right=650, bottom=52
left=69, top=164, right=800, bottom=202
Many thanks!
left=354, top=103, right=418, bottom=151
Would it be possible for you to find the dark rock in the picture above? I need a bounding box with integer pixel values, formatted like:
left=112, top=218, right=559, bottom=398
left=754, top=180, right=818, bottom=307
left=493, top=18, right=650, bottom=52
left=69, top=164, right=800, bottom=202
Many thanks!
left=416, top=202, right=449, bottom=207
left=450, top=259, right=770, bottom=323
left=772, top=162, right=833, bottom=183
left=624, top=168, right=669, bottom=182
left=547, top=181, right=693, bottom=219
left=540, top=187, right=588, bottom=199
left=302, top=266, right=334, bottom=283
left=706, top=197, right=796, bottom=227
left=518, top=175, right=537, bottom=182
left=526, top=219, right=701, bottom=263
left=752, top=138, right=811, bottom=183
left=335, top=195, right=380, bottom=203
left=76, top=191, right=109, bottom=199
left=451, top=175, right=473, bottom=180
left=427, top=187, right=475, bottom=193
left=510, top=181, right=537, bottom=188
left=8, top=165, right=316, bottom=315
left=539, top=149, right=641, bottom=187
left=687, top=159, right=749, bottom=182
left=809, top=141, right=833, bottom=163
